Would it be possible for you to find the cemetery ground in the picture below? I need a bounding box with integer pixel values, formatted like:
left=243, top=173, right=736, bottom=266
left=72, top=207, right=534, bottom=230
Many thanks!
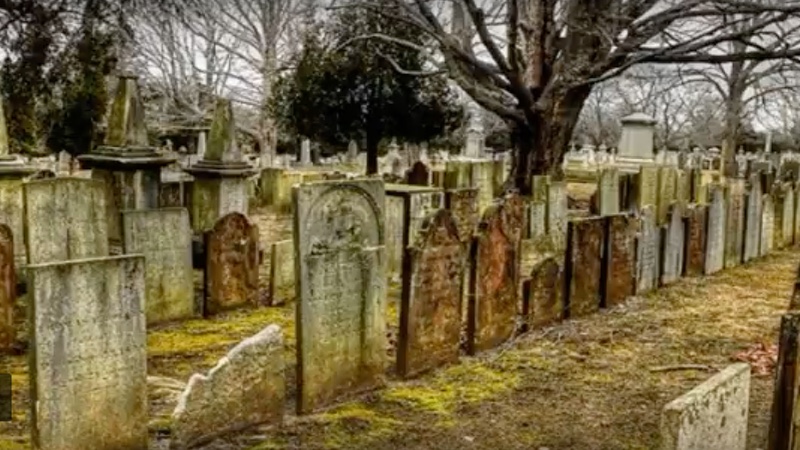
left=0, top=205, right=794, bottom=450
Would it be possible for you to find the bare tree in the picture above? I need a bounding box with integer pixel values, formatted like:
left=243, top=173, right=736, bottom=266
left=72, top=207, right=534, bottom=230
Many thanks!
left=351, top=0, right=800, bottom=191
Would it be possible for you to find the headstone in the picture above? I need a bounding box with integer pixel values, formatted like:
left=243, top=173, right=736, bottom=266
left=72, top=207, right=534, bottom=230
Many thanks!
left=346, top=140, right=358, bottom=162
left=637, top=166, right=659, bottom=210
left=528, top=201, right=547, bottom=239
left=547, top=181, right=568, bottom=250
left=768, top=313, right=800, bottom=449
left=0, top=225, right=14, bottom=351
left=657, top=167, right=677, bottom=224
left=406, top=161, right=431, bottom=186
left=617, top=113, right=656, bottom=160
left=171, top=325, right=284, bottom=448
left=724, top=180, right=746, bottom=268
left=122, top=208, right=194, bottom=323
left=603, top=214, right=636, bottom=308
left=522, top=257, right=564, bottom=329
left=597, top=168, right=620, bottom=215
left=468, top=203, right=518, bottom=354
left=795, top=183, right=800, bottom=245
left=683, top=204, right=707, bottom=277
left=28, top=255, right=147, bottom=450
left=268, top=239, right=294, bottom=306
left=743, top=178, right=763, bottom=262
left=398, top=209, right=464, bottom=378
left=565, top=217, right=605, bottom=318
left=704, top=187, right=726, bottom=275
left=293, top=179, right=386, bottom=413
left=636, top=206, right=659, bottom=294
left=761, top=194, right=775, bottom=256
left=385, top=185, right=444, bottom=275
left=471, top=160, right=494, bottom=214
left=196, top=131, right=207, bottom=160
left=23, top=178, right=109, bottom=264
left=660, top=363, right=750, bottom=450
left=784, top=186, right=795, bottom=246
left=661, top=204, right=685, bottom=286
left=300, top=139, right=311, bottom=166
left=204, top=212, right=260, bottom=315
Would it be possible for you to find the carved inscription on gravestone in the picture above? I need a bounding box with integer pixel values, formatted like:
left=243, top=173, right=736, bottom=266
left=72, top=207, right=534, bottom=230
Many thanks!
left=293, top=179, right=386, bottom=414
left=604, top=214, right=636, bottom=308
left=683, top=205, right=707, bottom=277
left=398, top=209, right=463, bottom=378
left=566, top=217, right=605, bottom=318
left=0, top=225, right=14, bottom=351
left=205, top=212, right=260, bottom=315
left=28, top=255, right=147, bottom=450
left=522, top=257, right=563, bottom=329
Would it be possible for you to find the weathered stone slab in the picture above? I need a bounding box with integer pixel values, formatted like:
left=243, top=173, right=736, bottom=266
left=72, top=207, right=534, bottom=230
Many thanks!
left=675, top=169, right=690, bottom=208
left=204, top=212, right=259, bottom=315
left=637, top=166, right=658, bottom=210
left=28, top=255, right=147, bottom=450
left=268, top=239, right=294, bottom=306
left=784, top=186, right=795, bottom=247
left=683, top=204, right=707, bottom=277
left=660, top=363, right=750, bottom=450
left=528, top=201, right=547, bottom=239
left=522, top=257, right=564, bottom=329
left=293, top=179, right=386, bottom=414
left=657, top=167, right=677, bottom=224
left=398, top=209, right=463, bottom=378
left=724, top=180, right=745, bottom=268
left=565, top=216, right=605, bottom=318
left=23, top=177, right=108, bottom=264
left=0, top=179, right=26, bottom=265
left=636, top=206, right=659, bottom=294
left=597, top=168, right=620, bottom=215
left=761, top=194, right=775, bottom=256
left=704, top=187, right=726, bottom=275
left=191, top=177, right=250, bottom=233
left=385, top=185, right=444, bottom=275
left=445, top=188, right=479, bottom=244
left=603, top=214, right=636, bottom=308
left=743, top=179, right=763, bottom=262
left=468, top=204, right=517, bottom=354
left=406, top=161, right=431, bottom=186
left=547, top=181, right=568, bottom=250
left=661, top=204, right=684, bottom=286
left=0, top=225, right=14, bottom=351
left=122, top=208, right=193, bottom=323
left=471, top=160, right=495, bottom=214
left=794, top=184, right=800, bottom=246
left=171, top=325, right=284, bottom=448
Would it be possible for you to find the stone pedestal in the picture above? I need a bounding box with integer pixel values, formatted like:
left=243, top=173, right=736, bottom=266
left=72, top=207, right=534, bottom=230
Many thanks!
left=183, top=160, right=258, bottom=233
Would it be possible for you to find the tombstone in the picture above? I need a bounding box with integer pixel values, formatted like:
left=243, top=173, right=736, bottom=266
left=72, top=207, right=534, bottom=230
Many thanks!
left=617, top=113, right=657, bottom=161
left=795, top=184, right=800, bottom=246
left=661, top=204, right=685, bottom=286
left=602, top=214, right=636, bottom=308
left=27, top=255, right=147, bottom=450
left=445, top=188, right=479, bottom=243
left=171, top=325, right=284, bottom=448
left=743, top=178, right=763, bottom=262
left=471, top=160, right=495, bottom=214
left=293, top=179, right=386, bottom=414
left=122, top=208, right=194, bottom=323
left=398, top=209, right=464, bottom=378
left=657, top=167, right=677, bottom=224
left=768, top=313, right=800, bottom=450
left=596, top=168, right=620, bottom=215
left=184, top=99, right=258, bottom=233
left=683, top=204, right=707, bottom=277
left=565, top=217, right=605, bottom=318
left=385, top=185, right=444, bottom=275
left=636, top=207, right=659, bottom=294
left=0, top=225, right=14, bottom=352
left=204, top=212, right=259, bottom=316
left=637, top=166, right=659, bottom=211
left=784, top=186, right=795, bottom=246
left=268, top=239, right=294, bottom=306
left=660, top=364, right=750, bottom=450
left=300, top=139, right=311, bottom=166
left=23, top=178, right=109, bottom=264
left=463, top=103, right=485, bottom=158
left=724, top=180, right=746, bottom=268
left=78, top=75, right=176, bottom=244
left=522, top=258, right=564, bottom=330
left=196, top=131, right=207, bottom=161
left=547, top=181, right=568, bottom=250
left=406, top=160, right=431, bottom=186
left=761, top=194, right=775, bottom=256
left=346, top=140, right=358, bottom=162
left=704, top=187, right=726, bottom=275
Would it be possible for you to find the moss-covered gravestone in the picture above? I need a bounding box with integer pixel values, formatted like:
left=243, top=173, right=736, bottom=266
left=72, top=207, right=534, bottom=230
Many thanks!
left=78, top=75, right=176, bottom=246
left=184, top=99, right=258, bottom=233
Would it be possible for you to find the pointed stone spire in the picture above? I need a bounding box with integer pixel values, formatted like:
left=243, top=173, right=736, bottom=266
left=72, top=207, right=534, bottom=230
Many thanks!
left=205, top=99, right=240, bottom=163
left=104, top=74, right=150, bottom=150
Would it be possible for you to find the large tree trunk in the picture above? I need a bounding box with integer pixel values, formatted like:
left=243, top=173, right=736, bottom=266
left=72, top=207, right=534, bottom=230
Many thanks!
left=722, top=83, right=745, bottom=178
left=259, top=47, right=278, bottom=167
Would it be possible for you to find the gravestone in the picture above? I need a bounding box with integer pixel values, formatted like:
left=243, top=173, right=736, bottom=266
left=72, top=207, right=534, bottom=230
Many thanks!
left=23, top=177, right=109, bottom=264
left=468, top=204, right=517, bottom=354
left=565, top=217, right=605, bottom=318
left=78, top=75, right=176, bottom=244
left=597, top=168, right=620, bottom=215
left=773, top=186, right=788, bottom=249
left=637, top=166, right=659, bottom=210
left=761, top=194, right=775, bottom=256
left=204, top=212, right=260, bottom=315
left=603, top=214, right=636, bottom=308
left=122, top=208, right=194, bottom=323
left=743, top=179, right=763, bottom=262
left=547, top=181, right=568, bottom=250
left=657, top=167, right=677, bottom=224
left=661, top=204, right=685, bottom=286
left=406, top=161, right=431, bottom=186
left=398, top=209, right=463, bottom=378
left=385, top=185, right=444, bottom=275
left=268, top=240, right=294, bottom=306
left=0, top=225, right=14, bottom=351
left=171, top=325, right=284, bottom=448
left=28, top=255, right=147, bottom=450
left=660, top=363, right=750, bottom=450
left=293, top=179, right=386, bottom=414
left=471, top=160, right=495, bottom=214
left=528, top=201, right=547, bottom=239
left=780, top=185, right=795, bottom=248
left=636, top=206, right=659, bottom=294
left=724, top=180, right=745, bottom=268
left=444, top=188, right=479, bottom=244
left=795, top=184, right=800, bottom=246
left=522, top=257, right=564, bottom=329
left=675, top=169, right=690, bottom=208
left=704, top=187, right=726, bottom=275
left=683, top=204, right=707, bottom=276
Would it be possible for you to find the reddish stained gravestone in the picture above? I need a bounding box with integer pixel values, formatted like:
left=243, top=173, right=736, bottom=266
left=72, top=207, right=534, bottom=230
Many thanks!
left=0, top=225, right=14, bottom=351
left=204, top=212, right=260, bottom=316
left=603, top=214, right=636, bottom=308
left=444, top=188, right=479, bottom=244
left=522, top=257, right=563, bottom=330
left=683, top=205, right=707, bottom=277
left=565, top=217, right=605, bottom=319
left=398, top=209, right=464, bottom=378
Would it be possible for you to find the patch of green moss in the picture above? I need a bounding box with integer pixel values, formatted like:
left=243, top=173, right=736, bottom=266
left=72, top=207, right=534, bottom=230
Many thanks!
left=0, top=438, right=27, bottom=450
left=317, top=403, right=401, bottom=448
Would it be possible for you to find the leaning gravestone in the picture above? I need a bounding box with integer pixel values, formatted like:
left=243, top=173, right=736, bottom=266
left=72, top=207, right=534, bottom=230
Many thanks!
left=293, top=179, right=386, bottom=414
left=660, top=363, right=750, bottom=450
left=522, top=257, right=564, bottom=329
left=204, top=212, right=259, bottom=315
left=761, top=194, right=775, bottom=257
left=28, top=255, right=147, bottom=450
left=0, top=224, right=14, bottom=351
left=636, top=206, right=659, bottom=294
left=661, top=204, right=685, bottom=286
left=468, top=204, right=517, bottom=354
left=565, top=216, right=605, bottom=318
left=171, top=325, right=285, bottom=448
left=23, top=177, right=109, bottom=264
left=683, top=204, right=707, bottom=277
left=398, top=209, right=463, bottom=378
left=704, top=187, right=726, bottom=275
left=122, top=208, right=194, bottom=323
left=603, top=214, right=636, bottom=308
